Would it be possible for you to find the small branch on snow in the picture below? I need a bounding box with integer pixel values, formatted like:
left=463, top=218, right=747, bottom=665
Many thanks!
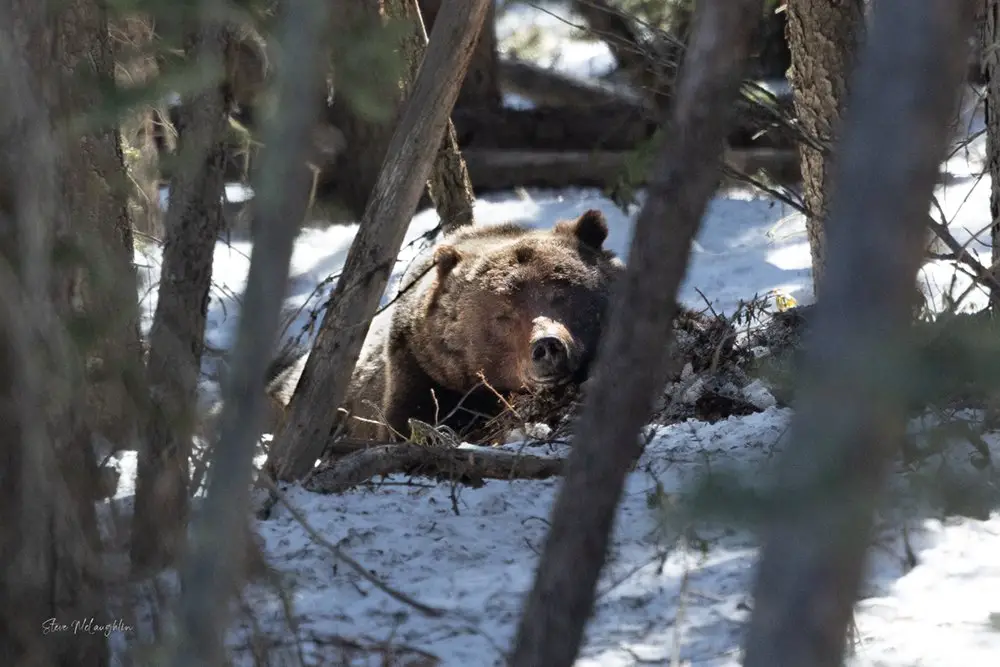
left=302, top=443, right=565, bottom=495
left=256, top=473, right=447, bottom=618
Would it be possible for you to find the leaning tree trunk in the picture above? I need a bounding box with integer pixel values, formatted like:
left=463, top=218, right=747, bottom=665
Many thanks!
left=507, top=1, right=762, bottom=664
left=0, top=0, right=116, bottom=664
left=742, top=1, right=977, bottom=665
left=130, top=24, right=233, bottom=572
left=786, top=0, right=866, bottom=296
left=983, top=1, right=1000, bottom=308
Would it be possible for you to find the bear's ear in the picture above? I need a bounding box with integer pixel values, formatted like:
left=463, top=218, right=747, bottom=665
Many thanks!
left=557, top=209, right=608, bottom=250
left=434, top=244, right=462, bottom=278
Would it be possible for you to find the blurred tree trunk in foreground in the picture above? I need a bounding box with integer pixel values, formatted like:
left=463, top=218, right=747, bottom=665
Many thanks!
left=983, top=0, right=1000, bottom=308
left=68, top=3, right=146, bottom=459
left=785, top=0, right=865, bottom=296
left=741, top=1, right=977, bottom=665
left=131, top=20, right=232, bottom=572
left=165, top=0, right=334, bottom=663
left=0, top=0, right=121, bottom=664
left=508, top=1, right=762, bottom=665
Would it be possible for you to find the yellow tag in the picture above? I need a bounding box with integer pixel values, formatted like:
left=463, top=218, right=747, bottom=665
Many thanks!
left=773, top=291, right=797, bottom=312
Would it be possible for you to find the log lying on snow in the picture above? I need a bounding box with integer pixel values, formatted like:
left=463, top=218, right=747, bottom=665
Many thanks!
left=303, top=442, right=565, bottom=494
left=499, top=59, right=654, bottom=114
left=462, top=147, right=800, bottom=191
left=449, top=102, right=795, bottom=153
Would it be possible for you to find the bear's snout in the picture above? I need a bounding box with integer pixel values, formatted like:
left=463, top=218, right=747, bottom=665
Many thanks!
left=528, top=318, right=580, bottom=385
left=531, top=336, right=569, bottom=375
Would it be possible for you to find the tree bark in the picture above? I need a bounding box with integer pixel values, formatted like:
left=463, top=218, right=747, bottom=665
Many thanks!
left=265, top=0, right=492, bottom=483
left=786, top=0, right=865, bottom=296
left=130, top=23, right=232, bottom=571
left=508, top=2, right=762, bottom=665
left=983, top=1, right=1000, bottom=308
left=0, top=1, right=112, bottom=664
left=68, top=8, right=146, bottom=454
left=741, top=2, right=977, bottom=665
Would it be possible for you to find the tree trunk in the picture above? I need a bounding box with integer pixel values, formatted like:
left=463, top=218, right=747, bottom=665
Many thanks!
left=131, top=24, right=232, bottom=571
left=742, top=2, right=977, bottom=665
left=166, top=2, right=332, bottom=663
left=508, top=2, right=762, bottom=664
left=69, top=10, right=146, bottom=454
left=786, top=0, right=865, bottom=296
left=114, top=15, right=166, bottom=240
left=0, top=1, right=112, bottom=665
left=983, top=0, right=1000, bottom=308
left=419, top=0, right=501, bottom=109
left=265, top=0, right=492, bottom=483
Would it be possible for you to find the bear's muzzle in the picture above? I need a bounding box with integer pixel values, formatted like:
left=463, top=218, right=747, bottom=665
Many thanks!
left=528, top=317, right=581, bottom=386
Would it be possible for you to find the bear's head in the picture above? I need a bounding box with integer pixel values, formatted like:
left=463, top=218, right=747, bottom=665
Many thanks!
left=416, top=209, right=623, bottom=394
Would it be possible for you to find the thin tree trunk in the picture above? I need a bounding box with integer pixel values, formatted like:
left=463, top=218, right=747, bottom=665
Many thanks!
left=166, top=2, right=332, bottom=664
left=130, top=22, right=232, bottom=571
left=394, top=0, right=475, bottom=232
left=265, top=0, right=492, bottom=482
left=983, top=1, right=1000, bottom=308
left=741, top=2, right=977, bottom=665
left=0, top=1, right=111, bottom=664
left=786, top=0, right=866, bottom=296
left=508, top=2, right=762, bottom=665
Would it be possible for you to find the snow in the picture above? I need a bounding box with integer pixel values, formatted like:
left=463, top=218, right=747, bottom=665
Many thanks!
left=107, top=8, right=1000, bottom=665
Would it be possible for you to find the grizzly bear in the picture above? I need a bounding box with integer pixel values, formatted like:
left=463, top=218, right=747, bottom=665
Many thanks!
left=264, top=209, right=623, bottom=441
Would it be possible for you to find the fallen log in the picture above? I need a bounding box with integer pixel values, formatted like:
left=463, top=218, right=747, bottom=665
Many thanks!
left=461, top=147, right=800, bottom=192
left=302, top=442, right=565, bottom=493
left=448, top=99, right=796, bottom=152
left=499, top=58, right=654, bottom=114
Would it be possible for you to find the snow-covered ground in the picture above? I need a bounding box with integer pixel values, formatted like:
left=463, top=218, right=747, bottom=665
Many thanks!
left=109, top=4, right=1000, bottom=665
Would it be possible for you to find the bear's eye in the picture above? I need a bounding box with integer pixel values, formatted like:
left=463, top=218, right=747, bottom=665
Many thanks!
left=493, top=312, right=514, bottom=324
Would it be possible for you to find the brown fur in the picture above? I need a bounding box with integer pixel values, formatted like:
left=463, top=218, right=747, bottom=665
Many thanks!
left=265, top=210, right=624, bottom=442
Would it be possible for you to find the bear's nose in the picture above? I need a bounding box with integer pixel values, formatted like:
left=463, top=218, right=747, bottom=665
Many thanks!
left=531, top=336, right=569, bottom=375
